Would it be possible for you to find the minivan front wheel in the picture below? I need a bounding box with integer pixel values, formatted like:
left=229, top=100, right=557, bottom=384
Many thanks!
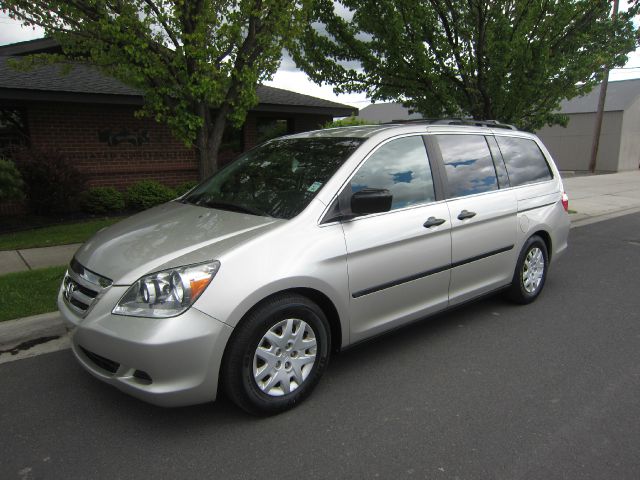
left=507, top=235, right=549, bottom=304
left=222, top=293, right=330, bottom=415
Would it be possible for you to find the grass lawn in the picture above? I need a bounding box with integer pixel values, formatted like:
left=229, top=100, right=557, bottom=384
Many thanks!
left=0, top=266, right=67, bottom=322
left=0, top=216, right=124, bottom=251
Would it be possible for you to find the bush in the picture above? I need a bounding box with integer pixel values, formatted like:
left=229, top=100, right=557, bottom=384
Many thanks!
left=125, top=180, right=176, bottom=210
left=13, top=149, right=86, bottom=215
left=80, top=187, right=125, bottom=214
left=322, top=115, right=374, bottom=129
left=0, top=158, right=25, bottom=201
left=174, top=180, right=198, bottom=196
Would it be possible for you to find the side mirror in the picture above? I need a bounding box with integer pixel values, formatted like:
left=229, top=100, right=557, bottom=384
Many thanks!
left=351, top=188, right=393, bottom=215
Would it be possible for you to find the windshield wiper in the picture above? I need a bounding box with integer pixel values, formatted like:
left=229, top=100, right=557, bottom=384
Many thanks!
left=199, top=200, right=270, bottom=217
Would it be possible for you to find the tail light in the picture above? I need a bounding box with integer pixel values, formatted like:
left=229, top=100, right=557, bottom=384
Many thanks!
left=561, top=192, right=569, bottom=212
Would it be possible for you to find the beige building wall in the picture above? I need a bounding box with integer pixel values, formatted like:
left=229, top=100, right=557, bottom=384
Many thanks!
left=536, top=111, right=623, bottom=172
left=619, top=96, right=640, bottom=171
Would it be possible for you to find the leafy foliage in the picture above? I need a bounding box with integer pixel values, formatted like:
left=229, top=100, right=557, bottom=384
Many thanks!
left=13, top=149, right=86, bottom=215
left=2, top=0, right=310, bottom=177
left=125, top=180, right=176, bottom=211
left=174, top=180, right=199, bottom=196
left=0, top=158, right=24, bottom=201
left=322, top=115, right=373, bottom=128
left=293, top=0, right=638, bottom=131
left=80, top=187, right=125, bottom=214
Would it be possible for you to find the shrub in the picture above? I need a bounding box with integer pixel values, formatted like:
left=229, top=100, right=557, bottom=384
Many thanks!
left=174, top=180, right=198, bottom=196
left=80, top=187, right=125, bottom=214
left=322, top=115, right=374, bottom=129
left=13, top=149, right=86, bottom=215
left=0, top=158, right=25, bottom=201
left=125, top=180, right=176, bottom=211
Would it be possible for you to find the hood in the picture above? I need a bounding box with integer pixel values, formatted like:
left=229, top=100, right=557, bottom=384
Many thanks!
left=74, top=201, right=281, bottom=284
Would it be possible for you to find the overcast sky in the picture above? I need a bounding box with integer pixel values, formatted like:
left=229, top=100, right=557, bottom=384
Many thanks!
left=2, top=6, right=639, bottom=109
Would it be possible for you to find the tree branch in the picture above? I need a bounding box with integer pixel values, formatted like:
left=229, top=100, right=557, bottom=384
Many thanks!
left=143, top=0, right=180, bottom=49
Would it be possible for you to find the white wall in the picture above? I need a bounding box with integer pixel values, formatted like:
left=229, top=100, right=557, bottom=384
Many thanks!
left=536, top=111, right=623, bottom=172
left=619, top=96, right=640, bottom=171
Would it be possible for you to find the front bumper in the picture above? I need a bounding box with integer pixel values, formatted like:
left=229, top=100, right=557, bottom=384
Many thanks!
left=58, top=286, right=233, bottom=407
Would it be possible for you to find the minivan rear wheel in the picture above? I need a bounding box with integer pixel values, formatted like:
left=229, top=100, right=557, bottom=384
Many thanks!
left=507, top=235, right=548, bottom=304
left=222, top=293, right=331, bottom=415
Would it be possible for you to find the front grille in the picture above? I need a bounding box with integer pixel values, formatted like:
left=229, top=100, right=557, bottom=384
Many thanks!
left=80, top=347, right=120, bottom=374
left=70, top=258, right=113, bottom=288
left=64, top=276, right=98, bottom=312
left=62, top=259, right=112, bottom=317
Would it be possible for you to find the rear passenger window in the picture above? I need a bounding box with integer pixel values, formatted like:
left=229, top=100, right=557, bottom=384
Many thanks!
left=350, top=136, right=435, bottom=210
left=495, top=136, right=553, bottom=186
left=437, top=134, right=498, bottom=198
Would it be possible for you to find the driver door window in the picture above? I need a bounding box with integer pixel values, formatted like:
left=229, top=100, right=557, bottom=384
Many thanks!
left=350, top=136, right=435, bottom=211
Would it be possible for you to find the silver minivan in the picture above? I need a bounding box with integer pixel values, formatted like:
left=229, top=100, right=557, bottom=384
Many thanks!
left=58, top=121, right=570, bottom=414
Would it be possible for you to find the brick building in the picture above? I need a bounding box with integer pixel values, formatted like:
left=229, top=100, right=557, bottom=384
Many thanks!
left=0, top=39, right=355, bottom=214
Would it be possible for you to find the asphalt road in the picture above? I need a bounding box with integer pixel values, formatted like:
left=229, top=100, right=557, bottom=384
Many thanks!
left=2, top=213, right=640, bottom=480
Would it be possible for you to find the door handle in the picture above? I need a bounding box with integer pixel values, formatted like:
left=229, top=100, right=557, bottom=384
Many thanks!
left=423, top=217, right=446, bottom=228
left=457, top=210, right=477, bottom=220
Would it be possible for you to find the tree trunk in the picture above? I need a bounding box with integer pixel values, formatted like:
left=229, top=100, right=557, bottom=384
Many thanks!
left=205, top=103, right=232, bottom=177
left=196, top=103, right=212, bottom=180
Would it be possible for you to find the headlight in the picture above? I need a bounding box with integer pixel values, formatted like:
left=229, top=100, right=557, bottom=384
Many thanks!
left=112, top=261, right=220, bottom=318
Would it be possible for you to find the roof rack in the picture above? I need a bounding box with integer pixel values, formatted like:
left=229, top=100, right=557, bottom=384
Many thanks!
left=387, top=118, right=518, bottom=130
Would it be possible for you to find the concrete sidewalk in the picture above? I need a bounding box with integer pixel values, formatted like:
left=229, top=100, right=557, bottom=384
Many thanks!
left=0, top=242, right=80, bottom=275
left=563, top=170, right=640, bottom=226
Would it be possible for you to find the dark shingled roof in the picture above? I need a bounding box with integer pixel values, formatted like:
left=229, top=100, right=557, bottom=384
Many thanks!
left=0, top=56, right=141, bottom=96
left=0, top=38, right=62, bottom=56
left=0, top=53, right=355, bottom=115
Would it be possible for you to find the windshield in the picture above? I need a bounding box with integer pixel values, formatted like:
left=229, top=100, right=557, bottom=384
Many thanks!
left=183, top=137, right=364, bottom=219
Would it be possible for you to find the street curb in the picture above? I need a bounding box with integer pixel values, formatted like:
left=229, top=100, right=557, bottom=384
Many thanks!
left=570, top=206, right=640, bottom=229
left=0, top=311, right=67, bottom=351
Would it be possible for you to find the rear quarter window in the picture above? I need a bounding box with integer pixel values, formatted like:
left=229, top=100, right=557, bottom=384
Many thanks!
left=495, top=136, right=553, bottom=186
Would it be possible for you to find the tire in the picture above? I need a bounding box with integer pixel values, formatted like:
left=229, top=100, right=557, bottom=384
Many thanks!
left=507, top=235, right=549, bottom=304
left=221, top=293, right=331, bottom=415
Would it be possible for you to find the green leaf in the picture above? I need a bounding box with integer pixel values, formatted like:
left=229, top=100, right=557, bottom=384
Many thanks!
left=2, top=0, right=311, bottom=177
left=293, top=0, right=637, bottom=130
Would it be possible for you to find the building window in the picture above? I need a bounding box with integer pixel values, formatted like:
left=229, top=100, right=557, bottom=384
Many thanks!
left=0, top=107, right=29, bottom=155
left=256, top=117, right=293, bottom=144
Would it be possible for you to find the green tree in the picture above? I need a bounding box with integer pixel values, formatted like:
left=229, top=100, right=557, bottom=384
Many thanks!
left=2, top=0, right=309, bottom=178
left=322, top=115, right=372, bottom=128
left=293, top=0, right=638, bottom=131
